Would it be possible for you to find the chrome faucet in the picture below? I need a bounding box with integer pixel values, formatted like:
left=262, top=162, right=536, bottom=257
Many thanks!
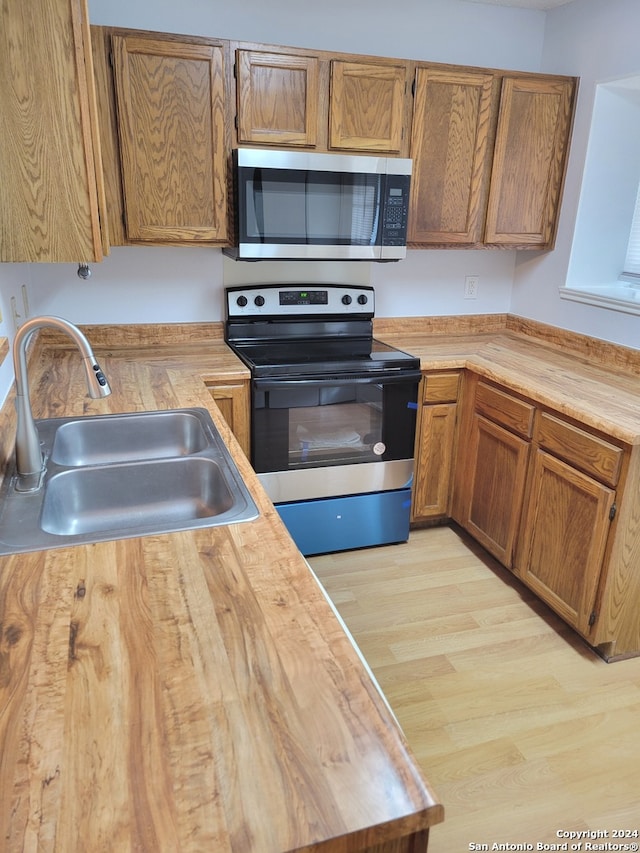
left=12, top=316, right=111, bottom=491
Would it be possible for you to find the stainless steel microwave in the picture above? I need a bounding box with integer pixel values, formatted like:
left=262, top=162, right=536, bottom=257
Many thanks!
left=224, top=148, right=412, bottom=262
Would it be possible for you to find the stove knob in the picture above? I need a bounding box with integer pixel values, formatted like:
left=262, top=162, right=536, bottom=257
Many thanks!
left=357, top=294, right=369, bottom=305
left=236, top=295, right=248, bottom=307
left=342, top=294, right=352, bottom=305
left=254, top=295, right=265, bottom=307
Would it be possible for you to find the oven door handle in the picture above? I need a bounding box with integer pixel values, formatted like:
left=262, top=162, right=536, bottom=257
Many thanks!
left=253, top=371, right=422, bottom=391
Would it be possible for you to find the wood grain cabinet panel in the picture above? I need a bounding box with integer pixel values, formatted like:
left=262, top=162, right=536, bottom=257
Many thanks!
left=236, top=49, right=320, bottom=147
left=516, top=449, right=615, bottom=636
left=484, top=75, right=576, bottom=248
left=535, top=412, right=623, bottom=488
left=412, top=372, right=461, bottom=522
left=205, top=379, right=250, bottom=458
left=329, top=60, right=409, bottom=153
left=112, top=33, right=228, bottom=243
left=412, top=403, right=458, bottom=521
left=464, top=413, right=530, bottom=567
left=475, top=381, right=535, bottom=438
left=1, top=0, right=107, bottom=262
left=408, top=66, right=496, bottom=245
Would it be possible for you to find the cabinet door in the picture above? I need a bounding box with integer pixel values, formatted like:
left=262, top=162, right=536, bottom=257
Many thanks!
left=464, top=414, right=530, bottom=567
left=516, top=450, right=614, bottom=636
left=206, top=380, right=250, bottom=458
left=484, top=76, right=575, bottom=248
left=412, top=403, right=457, bottom=520
left=1, top=0, right=107, bottom=262
left=236, top=49, right=320, bottom=147
left=408, top=67, right=495, bottom=245
left=112, top=34, right=228, bottom=242
left=329, top=61, right=408, bottom=154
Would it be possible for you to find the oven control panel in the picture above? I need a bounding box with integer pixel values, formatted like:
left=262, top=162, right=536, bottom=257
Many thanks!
left=226, top=284, right=375, bottom=317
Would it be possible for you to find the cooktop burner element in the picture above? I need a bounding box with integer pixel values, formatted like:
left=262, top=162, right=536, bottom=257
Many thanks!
left=224, top=284, right=420, bottom=378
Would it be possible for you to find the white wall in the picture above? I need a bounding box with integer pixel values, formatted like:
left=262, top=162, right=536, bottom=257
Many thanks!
left=511, top=0, right=640, bottom=347
left=0, top=265, right=33, bottom=401
left=86, top=0, right=546, bottom=68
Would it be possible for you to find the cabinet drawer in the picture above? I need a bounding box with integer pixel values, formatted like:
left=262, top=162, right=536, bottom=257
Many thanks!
left=535, top=413, right=623, bottom=488
left=475, top=382, right=535, bottom=438
left=422, top=372, right=460, bottom=403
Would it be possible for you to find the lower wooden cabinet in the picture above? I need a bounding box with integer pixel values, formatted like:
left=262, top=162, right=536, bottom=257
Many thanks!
left=452, top=377, right=533, bottom=566
left=515, top=449, right=615, bottom=636
left=463, top=413, right=530, bottom=567
left=412, top=372, right=460, bottom=522
left=450, top=373, right=640, bottom=658
left=205, top=379, right=250, bottom=458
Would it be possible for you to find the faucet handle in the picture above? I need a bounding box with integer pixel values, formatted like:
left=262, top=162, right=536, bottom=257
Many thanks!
left=83, top=357, right=111, bottom=397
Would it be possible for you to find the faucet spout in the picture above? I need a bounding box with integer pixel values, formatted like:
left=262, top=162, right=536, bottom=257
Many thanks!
left=12, top=316, right=111, bottom=491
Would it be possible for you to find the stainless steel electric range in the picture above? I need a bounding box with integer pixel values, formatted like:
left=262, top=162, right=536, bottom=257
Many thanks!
left=225, top=284, right=421, bottom=556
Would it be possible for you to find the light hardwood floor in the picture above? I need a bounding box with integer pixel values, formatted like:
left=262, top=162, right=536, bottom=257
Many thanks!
left=309, top=525, right=640, bottom=852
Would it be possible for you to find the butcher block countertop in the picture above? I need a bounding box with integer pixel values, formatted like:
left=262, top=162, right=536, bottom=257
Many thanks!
left=375, top=315, right=640, bottom=445
left=0, top=324, right=442, bottom=853
left=2, top=314, right=640, bottom=851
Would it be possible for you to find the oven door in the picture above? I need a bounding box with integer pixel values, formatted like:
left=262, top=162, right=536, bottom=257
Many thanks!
left=252, top=371, right=420, bottom=503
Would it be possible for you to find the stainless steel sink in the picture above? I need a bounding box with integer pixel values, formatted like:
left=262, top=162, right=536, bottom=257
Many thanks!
left=0, top=408, right=259, bottom=555
left=41, top=457, right=236, bottom=537
left=50, top=409, right=210, bottom=466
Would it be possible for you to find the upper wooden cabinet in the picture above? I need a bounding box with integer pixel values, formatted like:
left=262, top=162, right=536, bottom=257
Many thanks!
left=236, top=50, right=320, bottom=147
left=1, top=0, right=107, bottom=262
left=408, top=66, right=496, bottom=245
left=408, top=67, right=576, bottom=249
left=232, top=44, right=412, bottom=156
left=88, top=26, right=577, bottom=252
left=484, top=76, right=576, bottom=247
left=329, top=61, right=408, bottom=154
left=110, top=32, right=229, bottom=243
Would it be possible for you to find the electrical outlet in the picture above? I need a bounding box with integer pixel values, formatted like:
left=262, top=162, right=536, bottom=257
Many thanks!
left=464, top=275, right=479, bottom=299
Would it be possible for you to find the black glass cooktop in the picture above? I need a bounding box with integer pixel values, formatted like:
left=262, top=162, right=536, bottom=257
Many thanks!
left=229, top=337, right=420, bottom=378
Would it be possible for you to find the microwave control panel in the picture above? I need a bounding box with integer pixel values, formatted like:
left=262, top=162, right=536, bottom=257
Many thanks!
left=381, top=175, right=411, bottom=246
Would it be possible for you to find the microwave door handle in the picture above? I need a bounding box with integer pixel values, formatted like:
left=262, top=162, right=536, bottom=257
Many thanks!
left=373, top=174, right=385, bottom=247
left=254, top=169, right=265, bottom=241
left=371, top=176, right=382, bottom=246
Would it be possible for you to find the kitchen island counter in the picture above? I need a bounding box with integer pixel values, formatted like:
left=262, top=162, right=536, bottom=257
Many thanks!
left=0, top=324, right=443, bottom=853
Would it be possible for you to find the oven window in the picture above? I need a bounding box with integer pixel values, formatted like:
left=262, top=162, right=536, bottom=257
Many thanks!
left=290, top=384, right=381, bottom=466
left=252, top=377, right=418, bottom=474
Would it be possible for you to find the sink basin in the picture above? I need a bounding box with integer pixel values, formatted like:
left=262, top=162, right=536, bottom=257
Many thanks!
left=50, top=410, right=210, bottom=466
left=41, top=457, right=235, bottom=537
left=0, top=408, right=259, bottom=555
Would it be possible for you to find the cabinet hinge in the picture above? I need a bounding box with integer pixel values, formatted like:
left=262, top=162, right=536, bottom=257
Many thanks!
left=609, top=502, right=617, bottom=521
left=109, top=50, right=114, bottom=68
left=411, top=78, right=416, bottom=98
left=589, top=612, right=597, bottom=627
left=234, top=114, right=238, bottom=130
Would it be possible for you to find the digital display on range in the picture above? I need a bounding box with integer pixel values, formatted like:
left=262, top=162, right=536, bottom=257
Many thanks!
left=279, top=290, right=328, bottom=306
